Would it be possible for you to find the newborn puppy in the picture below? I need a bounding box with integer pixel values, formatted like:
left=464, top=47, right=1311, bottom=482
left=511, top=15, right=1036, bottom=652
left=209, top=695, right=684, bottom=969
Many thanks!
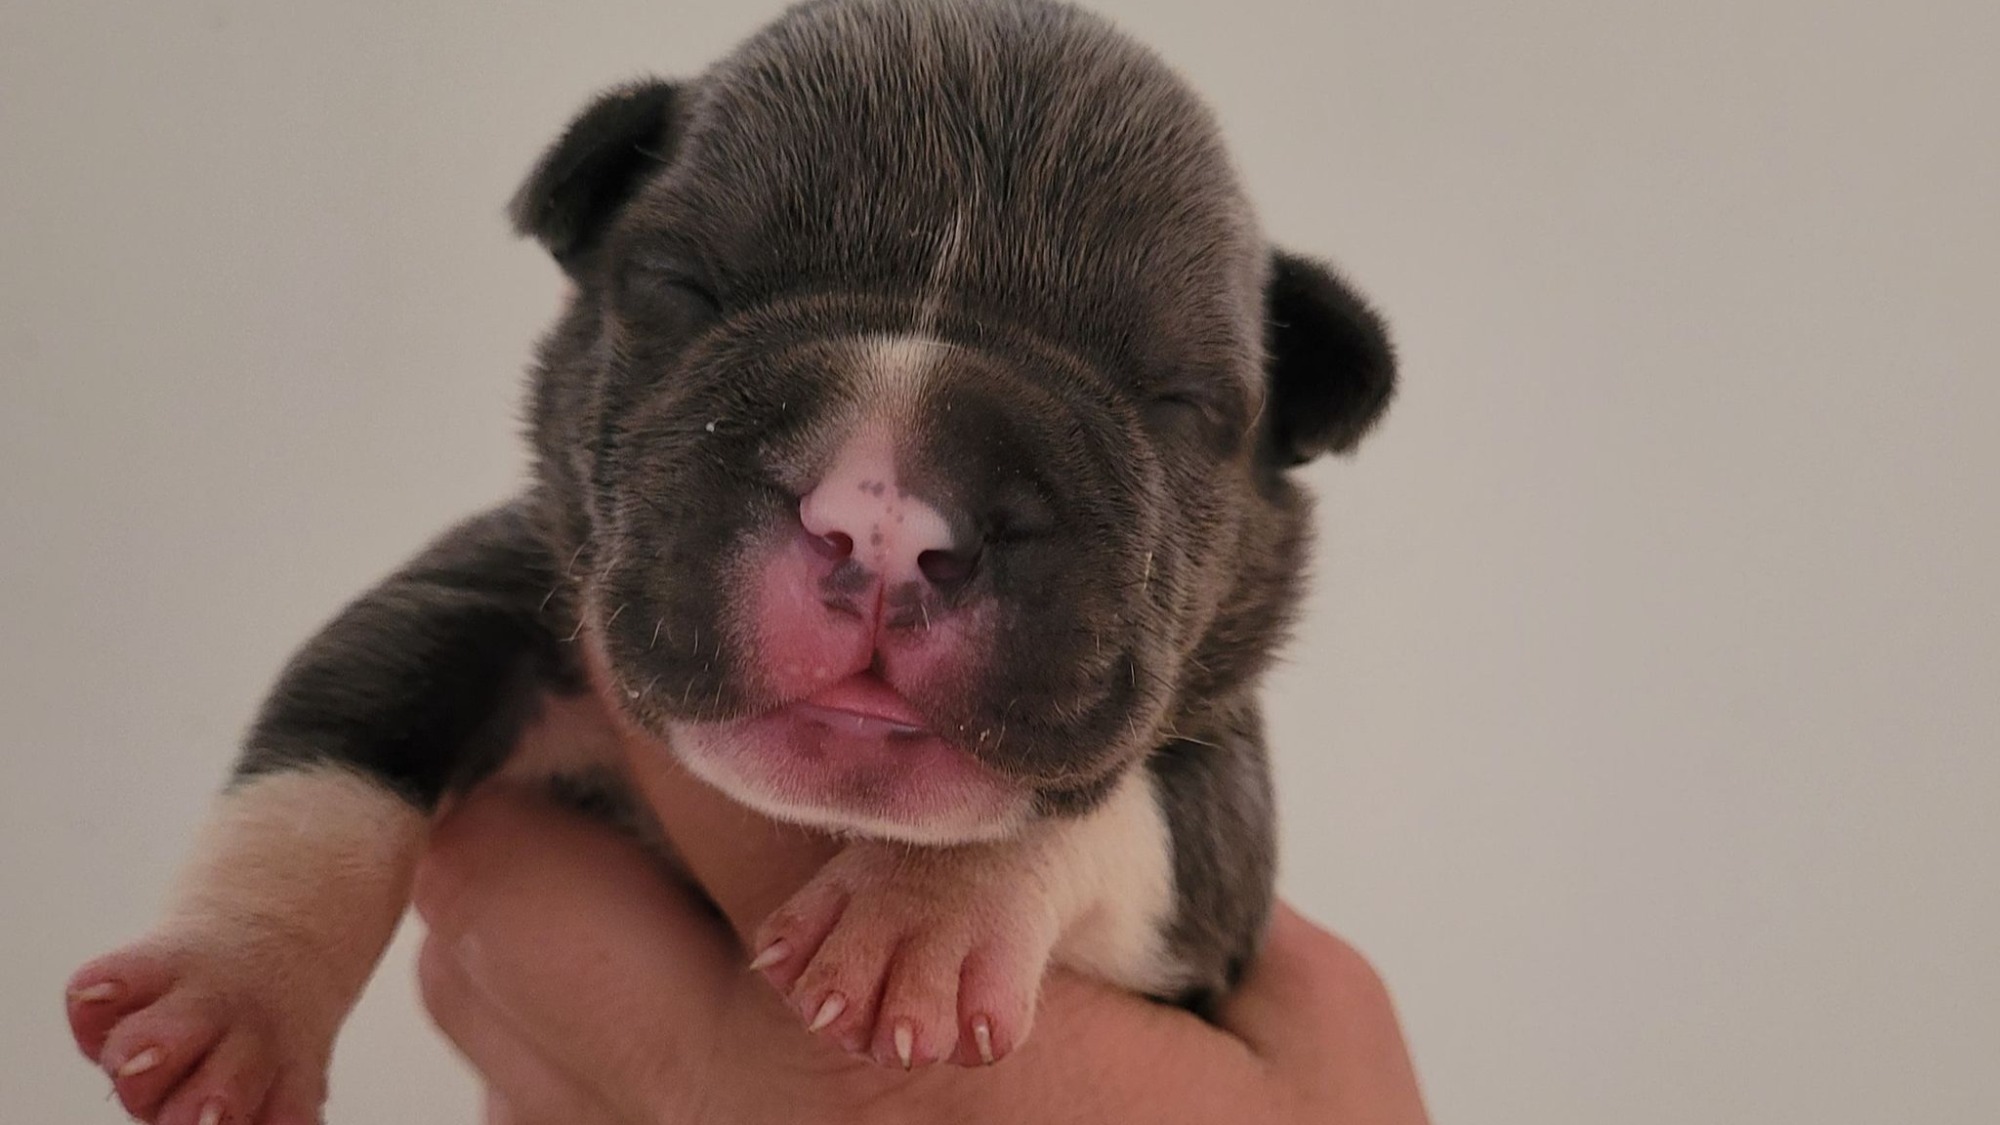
left=66, top=0, right=1395, bottom=1120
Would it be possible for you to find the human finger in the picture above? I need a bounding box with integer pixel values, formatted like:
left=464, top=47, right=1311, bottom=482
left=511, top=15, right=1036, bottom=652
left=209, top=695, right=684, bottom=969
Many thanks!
left=416, top=930, right=623, bottom=1125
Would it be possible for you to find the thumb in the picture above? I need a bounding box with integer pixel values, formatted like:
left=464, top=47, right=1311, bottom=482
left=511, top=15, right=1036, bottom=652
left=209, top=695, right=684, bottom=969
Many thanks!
left=413, top=786, right=742, bottom=1110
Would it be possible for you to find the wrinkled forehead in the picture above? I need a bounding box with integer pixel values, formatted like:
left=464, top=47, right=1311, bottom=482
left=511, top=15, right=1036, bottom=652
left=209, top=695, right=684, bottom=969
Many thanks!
left=628, top=8, right=1268, bottom=396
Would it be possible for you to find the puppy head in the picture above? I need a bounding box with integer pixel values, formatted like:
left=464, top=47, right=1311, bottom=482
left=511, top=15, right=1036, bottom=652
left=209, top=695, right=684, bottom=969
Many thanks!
left=515, top=0, right=1394, bottom=843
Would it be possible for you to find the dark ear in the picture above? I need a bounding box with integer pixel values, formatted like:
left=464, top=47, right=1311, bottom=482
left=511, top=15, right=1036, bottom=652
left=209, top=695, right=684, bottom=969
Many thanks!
left=510, top=80, right=681, bottom=273
left=1262, top=250, right=1397, bottom=466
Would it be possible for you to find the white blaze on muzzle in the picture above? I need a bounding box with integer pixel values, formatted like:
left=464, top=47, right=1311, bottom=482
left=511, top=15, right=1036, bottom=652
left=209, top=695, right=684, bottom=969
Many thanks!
left=792, top=333, right=964, bottom=588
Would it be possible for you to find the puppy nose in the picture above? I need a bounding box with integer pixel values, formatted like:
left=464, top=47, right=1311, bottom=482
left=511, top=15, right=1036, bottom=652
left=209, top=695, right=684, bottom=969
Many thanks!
left=799, top=429, right=968, bottom=587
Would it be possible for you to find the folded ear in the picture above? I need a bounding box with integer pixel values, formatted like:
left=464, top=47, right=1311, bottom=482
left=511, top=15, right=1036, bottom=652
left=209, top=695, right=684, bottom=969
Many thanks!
left=509, top=80, right=682, bottom=274
left=1261, top=250, right=1397, bottom=466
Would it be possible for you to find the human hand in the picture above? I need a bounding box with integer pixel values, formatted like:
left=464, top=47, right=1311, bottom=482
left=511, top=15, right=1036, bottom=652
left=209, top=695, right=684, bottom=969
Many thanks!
left=412, top=787, right=1431, bottom=1125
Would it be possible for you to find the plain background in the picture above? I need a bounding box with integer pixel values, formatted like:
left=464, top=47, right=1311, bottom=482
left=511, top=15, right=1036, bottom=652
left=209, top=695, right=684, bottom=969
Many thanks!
left=4, top=0, right=1995, bottom=1121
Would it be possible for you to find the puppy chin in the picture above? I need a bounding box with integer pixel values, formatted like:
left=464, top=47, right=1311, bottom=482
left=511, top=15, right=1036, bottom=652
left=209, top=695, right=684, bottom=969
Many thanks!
left=665, top=718, right=1034, bottom=846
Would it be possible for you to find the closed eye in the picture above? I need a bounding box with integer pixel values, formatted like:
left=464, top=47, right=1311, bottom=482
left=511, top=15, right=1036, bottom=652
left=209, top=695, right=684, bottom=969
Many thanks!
left=621, top=261, right=719, bottom=310
left=613, top=254, right=722, bottom=337
left=1142, top=392, right=1243, bottom=455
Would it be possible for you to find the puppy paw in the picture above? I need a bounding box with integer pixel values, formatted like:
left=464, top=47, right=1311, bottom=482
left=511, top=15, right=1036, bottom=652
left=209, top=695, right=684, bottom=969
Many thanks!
left=66, top=936, right=335, bottom=1125
left=749, top=843, right=1060, bottom=1069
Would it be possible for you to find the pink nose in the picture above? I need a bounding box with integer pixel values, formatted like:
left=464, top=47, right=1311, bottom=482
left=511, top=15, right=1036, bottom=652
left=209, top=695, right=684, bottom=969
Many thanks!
left=799, top=428, right=973, bottom=587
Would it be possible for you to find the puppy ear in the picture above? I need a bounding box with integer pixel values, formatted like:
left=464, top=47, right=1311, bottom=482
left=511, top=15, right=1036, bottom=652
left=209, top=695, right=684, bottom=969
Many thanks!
left=510, top=80, right=681, bottom=273
left=1261, top=250, right=1397, bottom=466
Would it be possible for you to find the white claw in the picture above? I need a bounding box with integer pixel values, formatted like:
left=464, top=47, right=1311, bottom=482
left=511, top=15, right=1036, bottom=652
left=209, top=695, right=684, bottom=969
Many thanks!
left=973, top=1019, right=995, bottom=1065
left=197, top=1103, right=222, bottom=1125
left=808, top=993, right=846, bottom=1033
left=747, top=940, right=790, bottom=973
left=115, top=1047, right=162, bottom=1079
left=894, top=1022, right=915, bottom=1070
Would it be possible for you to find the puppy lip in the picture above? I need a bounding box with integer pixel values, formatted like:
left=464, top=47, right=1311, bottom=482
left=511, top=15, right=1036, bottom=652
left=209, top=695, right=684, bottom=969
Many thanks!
left=788, top=672, right=929, bottom=733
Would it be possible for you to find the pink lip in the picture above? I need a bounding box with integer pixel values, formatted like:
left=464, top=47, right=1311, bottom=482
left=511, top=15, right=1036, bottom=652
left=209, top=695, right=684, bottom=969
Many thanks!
left=791, top=672, right=929, bottom=733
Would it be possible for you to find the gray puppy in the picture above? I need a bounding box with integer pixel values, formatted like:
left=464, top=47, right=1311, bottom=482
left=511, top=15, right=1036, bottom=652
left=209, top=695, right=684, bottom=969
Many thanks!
left=66, top=0, right=1394, bottom=1120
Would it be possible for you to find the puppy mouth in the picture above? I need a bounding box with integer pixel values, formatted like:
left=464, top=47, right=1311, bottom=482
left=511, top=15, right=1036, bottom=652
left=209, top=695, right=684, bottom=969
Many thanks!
left=664, top=669, right=1031, bottom=844
left=782, top=671, right=930, bottom=737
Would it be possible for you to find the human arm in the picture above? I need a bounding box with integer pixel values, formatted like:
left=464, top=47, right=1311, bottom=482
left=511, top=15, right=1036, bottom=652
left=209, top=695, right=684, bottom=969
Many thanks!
left=412, top=786, right=1431, bottom=1125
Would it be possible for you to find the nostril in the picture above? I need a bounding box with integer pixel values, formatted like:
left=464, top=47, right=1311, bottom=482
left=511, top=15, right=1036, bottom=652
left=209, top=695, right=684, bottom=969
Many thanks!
left=810, top=531, right=855, bottom=561
left=917, top=546, right=980, bottom=587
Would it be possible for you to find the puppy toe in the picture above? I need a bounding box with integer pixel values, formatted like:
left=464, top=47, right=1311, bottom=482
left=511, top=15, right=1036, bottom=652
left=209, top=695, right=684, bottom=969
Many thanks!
left=952, top=942, right=1044, bottom=1066
left=751, top=879, right=851, bottom=995
left=152, top=1030, right=279, bottom=1125
left=786, top=916, right=903, bottom=1054
left=871, top=938, right=967, bottom=1070
left=100, top=999, right=223, bottom=1121
left=66, top=947, right=175, bottom=1060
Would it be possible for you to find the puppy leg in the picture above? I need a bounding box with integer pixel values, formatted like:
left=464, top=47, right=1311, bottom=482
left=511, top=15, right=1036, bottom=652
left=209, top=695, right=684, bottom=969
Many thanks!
left=750, top=769, right=1182, bottom=1069
left=68, top=500, right=571, bottom=1124
left=1146, top=718, right=1278, bottom=1016
left=69, top=768, right=422, bottom=1125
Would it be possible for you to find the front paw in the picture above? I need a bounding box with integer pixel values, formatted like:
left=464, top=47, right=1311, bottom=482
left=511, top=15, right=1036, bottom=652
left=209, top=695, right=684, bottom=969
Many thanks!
left=66, top=932, right=337, bottom=1125
left=749, top=844, right=1060, bottom=1069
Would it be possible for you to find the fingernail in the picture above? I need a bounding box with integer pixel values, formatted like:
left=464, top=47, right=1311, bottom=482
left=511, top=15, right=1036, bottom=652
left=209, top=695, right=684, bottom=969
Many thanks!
left=69, top=982, right=121, bottom=1004
left=197, top=1101, right=223, bottom=1125
left=807, top=993, right=846, bottom=1033
left=115, top=1046, right=163, bottom=1078
left=747, top=940, right=790, bottom=973
left=973, top=1018, right=995, bottom=1065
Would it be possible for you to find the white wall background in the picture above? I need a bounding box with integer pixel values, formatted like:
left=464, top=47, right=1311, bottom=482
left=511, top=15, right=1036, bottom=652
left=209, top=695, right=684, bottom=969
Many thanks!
left=4, top=1, right=1995, bottom=1121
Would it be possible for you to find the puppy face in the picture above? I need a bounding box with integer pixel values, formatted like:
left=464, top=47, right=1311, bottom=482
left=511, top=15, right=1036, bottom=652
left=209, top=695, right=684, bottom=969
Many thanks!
left=516, top=0, right=1394, bottom=843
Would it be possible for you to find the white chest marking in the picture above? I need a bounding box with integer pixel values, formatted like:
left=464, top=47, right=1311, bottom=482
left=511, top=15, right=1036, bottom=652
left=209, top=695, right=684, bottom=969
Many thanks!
left=1041, top=768, right=1184, bottom=995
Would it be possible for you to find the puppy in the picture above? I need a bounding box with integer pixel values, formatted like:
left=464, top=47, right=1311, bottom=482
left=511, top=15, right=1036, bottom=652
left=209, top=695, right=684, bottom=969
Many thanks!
left=65, top=0, right=1395, bottom=1120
